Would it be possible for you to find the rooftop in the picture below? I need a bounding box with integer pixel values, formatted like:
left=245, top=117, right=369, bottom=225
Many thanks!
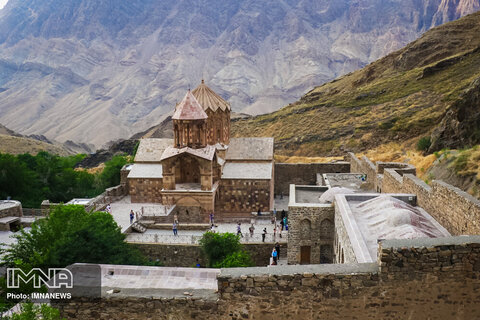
left=221, top=162, right=272, bottom=179
left=225, top=137, right=274, bottom=161
left=160, top=145, right=216, bottom=161
left=192, top=80, right=230, bottom=112
left=172, top=90, right=208, bottom=121
left=134, top=138, right=173, bottom=163
left=127, top=163, right=163, bottom=179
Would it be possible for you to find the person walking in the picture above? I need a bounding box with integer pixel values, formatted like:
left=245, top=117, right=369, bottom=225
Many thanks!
left=273, top=224, right=277, bottom=238
left=275, top=242, right=281, bottom=259
left=283, top=216, right=288, bottom=231
left=173, top=222, right=178, bottom=236
left=249, top=224, right=255, bottom=237
left=262, top=228, right=267, bottom=242
left=237, top=223, right=243, bottom=237
left=174, top=213, right=179, bottom=225
left=272, top=248, right=278, bottom=265
left=209, top=212, right=214, bottom=224
left=280, top=218, right=285, bottom=231
left=281, top=209, right=286, bottom=219
left=129, top=210, right=134, bottom=224
left=106, top=204, right=112, bottom=214
left=257, top=208, right=261, bottom=216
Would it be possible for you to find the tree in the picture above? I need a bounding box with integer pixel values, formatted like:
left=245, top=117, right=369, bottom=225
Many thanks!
left=2, top=303, right=64, bottom=320
left=1, top=205, right=148, bottom=268
left=97, top=155, right=127, bottom=190
left=199, top=232, right=253, bottom=267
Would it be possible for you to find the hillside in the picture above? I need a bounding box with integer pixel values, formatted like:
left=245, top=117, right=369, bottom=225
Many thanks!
left=232, top=11, right=480, bottom=156
left=0, top=0, right=478, bottom=148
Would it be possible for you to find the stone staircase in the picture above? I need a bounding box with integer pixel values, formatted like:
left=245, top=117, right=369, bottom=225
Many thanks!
left=131, top=222, right=147, bottom=233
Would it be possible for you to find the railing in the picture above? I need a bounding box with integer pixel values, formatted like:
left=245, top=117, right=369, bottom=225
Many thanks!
left=125, top=232, right=287, bottom=244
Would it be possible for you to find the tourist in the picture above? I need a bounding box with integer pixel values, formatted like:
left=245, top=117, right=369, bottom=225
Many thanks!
left=273, top=207, right=277, bottom=217
left=209, top=212, right=214, bottom=224
left=273, top=224, right=277, bottom=238
left=173, top=222, right=178, bottom=236
left=106, top=204, right=111, bottom=214
left=249, top=224, right=255, bottom=237
left=135, top=211, right=139, bottom=222
left=281, top=209, right=286, bottom=219
left=283, top=216, right=288, bottom=230
left=262, top=228, right=267, bottom=242
left=174, top=213, right=179, bottom=225
left=272, top=248, right=278, bottom=265
left=237, top=223, right=243, bottom=237
left=129, top=210, right=134, bottom=224
left=257, top=208, right=261, bottom=216
left=280, top=218, right=285, bottom=231
left=275, top=242, right=281, bottom=259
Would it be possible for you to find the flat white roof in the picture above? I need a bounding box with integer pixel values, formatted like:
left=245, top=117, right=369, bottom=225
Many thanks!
left=226, top=137, right=274, bottom=161
left=221, top=162, right=272, bottom=180
left=127, top=163, right=163, bottom=179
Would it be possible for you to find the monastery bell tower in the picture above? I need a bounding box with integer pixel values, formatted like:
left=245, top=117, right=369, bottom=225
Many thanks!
left=172, top=90, right=208, bottom=149
left=192, top=80, right=231, bottom=145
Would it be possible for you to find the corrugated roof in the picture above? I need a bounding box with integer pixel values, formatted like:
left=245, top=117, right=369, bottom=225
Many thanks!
left=160, top=145, right=216, bottom=161
left=128, top=164, right=163, bottom=178
left=192, top=80, right=230, bottom=112
left=225, top=137, right=274, bottom=161
left=134, top=138, right=173, bottom=163
left=221, top=162, right=272, bottom=179
left=172, top=90, right=208, bottom=120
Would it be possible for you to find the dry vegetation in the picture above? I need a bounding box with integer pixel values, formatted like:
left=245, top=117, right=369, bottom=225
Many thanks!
left=0, top=134, right=71, bottom=156
left=232, top=12, right=480, bottom=158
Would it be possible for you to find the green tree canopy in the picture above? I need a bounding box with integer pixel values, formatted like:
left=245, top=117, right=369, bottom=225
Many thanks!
left=199, top=232, right=253, bottom=268
left=1, top=205, right=147, bottom=268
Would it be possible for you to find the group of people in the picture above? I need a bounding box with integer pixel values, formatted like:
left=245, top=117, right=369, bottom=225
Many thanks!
left=129, top=209, right=140, bottom=224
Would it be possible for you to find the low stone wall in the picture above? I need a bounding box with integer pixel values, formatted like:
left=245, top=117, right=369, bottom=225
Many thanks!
left=0, top=200, right=22, bottom=218
left=275, top=162, right=350, bottom=195
left=382, top=169, right=480, bottom=235
left=131, top=242, right=287, bottom=268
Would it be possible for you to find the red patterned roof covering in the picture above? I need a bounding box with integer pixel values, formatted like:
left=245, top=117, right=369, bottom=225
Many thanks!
left=192, top=80, right=230, bottom=112
left=172, top=90, right=208, bottom=120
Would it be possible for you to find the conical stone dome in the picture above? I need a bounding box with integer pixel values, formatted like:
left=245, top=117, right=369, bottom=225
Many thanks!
left=192, top=80, right=231, bottom=112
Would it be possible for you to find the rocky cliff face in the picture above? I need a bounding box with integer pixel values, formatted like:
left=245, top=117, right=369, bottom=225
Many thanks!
left=0, top=0, right=478, bottom=148
left=429, top=75, right=480, bottom=152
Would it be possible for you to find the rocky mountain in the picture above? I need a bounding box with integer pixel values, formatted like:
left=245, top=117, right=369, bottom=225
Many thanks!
left=232, top=11, right=480, bottom=156
left=0, top=0, right=478, bottom=149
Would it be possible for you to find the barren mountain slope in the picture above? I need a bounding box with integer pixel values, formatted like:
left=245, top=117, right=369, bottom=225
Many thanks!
left=232, top=11, right=480, bottom=156
left=0, top=0, right=477, bottom=148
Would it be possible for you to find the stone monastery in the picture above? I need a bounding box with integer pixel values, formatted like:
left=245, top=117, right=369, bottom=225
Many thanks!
left=127, top=80, right=274, bottom=219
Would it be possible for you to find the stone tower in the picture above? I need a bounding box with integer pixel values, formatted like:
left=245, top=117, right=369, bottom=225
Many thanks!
left=192, top=80, right=231, bottom=145
left=172, top=90, right=208, bottom=149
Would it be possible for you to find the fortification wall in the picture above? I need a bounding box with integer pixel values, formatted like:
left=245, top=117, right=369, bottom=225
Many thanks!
left=274, top=162, right=350, bottom=195
left=131, top=242, right=286, bottom=268
left=53, top=236, right=480, bottom=319
left=382, top=169, right=480, bottom=235
left=216, top=179, right=272, bottom=214
left=348, top=153, right=480, bottom=235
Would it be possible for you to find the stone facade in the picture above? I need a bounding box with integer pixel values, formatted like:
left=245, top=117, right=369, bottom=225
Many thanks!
left=287, top=204, right=334, bottom=264
left=129, top=178, right=163, bottom=203
left=274, top=162, right=350, bottom=195
left=0, top=200, right=22, bottom=218
left=334, top=204, right=356, bottom=264
left=216, top=179, right=273, bottom=215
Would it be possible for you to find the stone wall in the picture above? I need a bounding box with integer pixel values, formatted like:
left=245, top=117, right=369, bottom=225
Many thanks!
left=334, top=204, right=356, bottom=264
left=129, top=178, right=163, bottom=203
left=131, top=242, right=287, bottom=268
left=382, top=169, right=480, bottom=235
left=275, top=162, right=350, bottom=195
left=287, top=204, right=334, bottom=264
left=53, top=236, right=480, bottom=319
left=216, top=179, right=272, bottom=215
left=0, top=200, right=22, bottom=218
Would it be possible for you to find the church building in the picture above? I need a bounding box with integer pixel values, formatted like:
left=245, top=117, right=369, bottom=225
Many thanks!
left=126, top=81, right=274, bottom=220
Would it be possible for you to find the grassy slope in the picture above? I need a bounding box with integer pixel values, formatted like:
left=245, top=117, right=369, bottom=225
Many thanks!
left=232, top=11, right=480, bottom=157
left=0, top=134, right=72, bottom=156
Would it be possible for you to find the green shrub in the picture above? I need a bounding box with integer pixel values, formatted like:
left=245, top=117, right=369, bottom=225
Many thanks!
left=416, top=136, right=431, bottom=152
left=199, top=232, right=243, bottom=267
left=214, top=250, right=254, bottom=268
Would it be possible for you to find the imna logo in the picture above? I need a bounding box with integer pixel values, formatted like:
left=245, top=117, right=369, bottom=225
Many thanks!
left=6, top=268, right=73, bottom=289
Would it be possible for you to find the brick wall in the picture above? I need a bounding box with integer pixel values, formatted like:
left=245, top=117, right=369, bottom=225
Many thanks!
left=275, top=162, right=350, bottom=195
left=129, top=178, right=163, bottom=203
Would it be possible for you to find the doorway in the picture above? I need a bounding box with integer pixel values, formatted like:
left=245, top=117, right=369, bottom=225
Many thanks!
left=300, top=246, right=311, bottom=264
